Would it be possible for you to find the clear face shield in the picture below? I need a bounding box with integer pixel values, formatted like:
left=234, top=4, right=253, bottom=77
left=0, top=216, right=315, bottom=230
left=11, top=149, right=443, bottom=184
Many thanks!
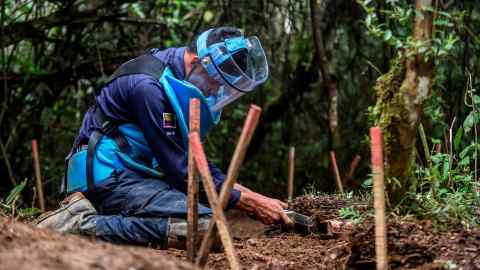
left=196, top=29, right=269, bottom=112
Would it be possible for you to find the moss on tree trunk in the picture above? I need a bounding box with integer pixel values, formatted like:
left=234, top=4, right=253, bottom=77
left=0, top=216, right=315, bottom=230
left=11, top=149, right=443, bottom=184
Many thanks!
left=370, top=0, right=433, bottom=205
left=371, top=59, right=415, bottom=204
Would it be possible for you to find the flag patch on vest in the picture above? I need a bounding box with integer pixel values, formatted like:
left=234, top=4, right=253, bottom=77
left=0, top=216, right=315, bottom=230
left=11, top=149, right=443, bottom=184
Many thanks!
left=163, top=113, right=176, bottom=129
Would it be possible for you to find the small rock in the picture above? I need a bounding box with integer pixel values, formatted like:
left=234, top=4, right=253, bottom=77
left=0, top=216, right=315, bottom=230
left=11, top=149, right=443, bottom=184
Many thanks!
left=246, top=239, right=258, bottom=247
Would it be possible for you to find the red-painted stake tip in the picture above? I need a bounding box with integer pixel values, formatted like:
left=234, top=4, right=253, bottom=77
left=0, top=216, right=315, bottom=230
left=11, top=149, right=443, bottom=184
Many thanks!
left=189, top=132, right=209, bottom=170
left=32, top=139, right=38, bottom=151
left=370, top=127, right=383, bottom=144
left=370, top=127, right=384, bottom=168
left=249, top=104, right=262, bottom=113
left=189, top=98, right=200, bottom=105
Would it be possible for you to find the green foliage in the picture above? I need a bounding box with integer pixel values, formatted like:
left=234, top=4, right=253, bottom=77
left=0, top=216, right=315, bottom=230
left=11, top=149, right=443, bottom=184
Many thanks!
left=338, top=206, right=365, bottom=224
left=361, top=175, right=373, bottom=189
left=358, top=0, right=480, bottom=227
left=17, top=207, right=42, bottom=218
left=398, top=112, right=480, bottom=227
left=357, top=0, right=460, bottom=61
left=1, top=0, right=480, bottom=224
left=403, top=170, right=480, bottom=228
left=3, top=180, right=26, bottom=206
left=0, top=180, right=41, bottom=218
left=367, top=57, right=409, bottom=181
left=463, top=76, right=480, bottom=137
left=434, top=260, right=459, bottom=270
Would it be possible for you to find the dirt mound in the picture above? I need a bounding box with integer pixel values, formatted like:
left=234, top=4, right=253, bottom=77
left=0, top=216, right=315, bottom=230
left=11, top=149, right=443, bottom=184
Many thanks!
left=2, top=195, right=480, bottom=270
left=183, top=195, right=480, bottom=270
left=206, top=234, right=351, bottom=269
left=349, top=218, right=480, bottom=269
left=165, top=235, right=351, bottom=269
left=290, top=194, right=368, bottom=223
left=0, top=217, right=192, bottom=270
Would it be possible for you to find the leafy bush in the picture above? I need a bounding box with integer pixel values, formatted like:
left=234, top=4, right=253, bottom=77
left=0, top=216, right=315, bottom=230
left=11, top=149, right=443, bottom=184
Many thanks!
left=0, top=180, right=41, bottom=219
left=339, top=206, right=366, bottom=224
left=397, top=87, right=480, bottom=227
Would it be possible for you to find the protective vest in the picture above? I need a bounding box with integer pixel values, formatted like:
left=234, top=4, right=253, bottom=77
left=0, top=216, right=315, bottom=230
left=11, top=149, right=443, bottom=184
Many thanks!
left=65, top=53, right=220, bottom=193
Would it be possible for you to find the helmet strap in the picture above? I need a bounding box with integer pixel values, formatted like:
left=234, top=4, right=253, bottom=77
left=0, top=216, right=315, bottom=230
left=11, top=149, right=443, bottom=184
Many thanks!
left=185, top=60, right=200, bottom=81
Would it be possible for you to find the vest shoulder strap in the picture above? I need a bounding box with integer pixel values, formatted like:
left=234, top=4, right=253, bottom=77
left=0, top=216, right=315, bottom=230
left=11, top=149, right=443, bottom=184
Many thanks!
left=95, top=52, right=166, bottom=95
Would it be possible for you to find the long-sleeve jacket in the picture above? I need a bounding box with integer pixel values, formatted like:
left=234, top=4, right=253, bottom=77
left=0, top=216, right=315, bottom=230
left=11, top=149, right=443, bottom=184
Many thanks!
left=71, top=47, right=241, bottom=208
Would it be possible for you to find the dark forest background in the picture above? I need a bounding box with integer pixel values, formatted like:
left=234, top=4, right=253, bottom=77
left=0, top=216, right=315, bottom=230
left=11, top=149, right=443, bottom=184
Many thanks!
left=1, top=0, right=480, bottom=212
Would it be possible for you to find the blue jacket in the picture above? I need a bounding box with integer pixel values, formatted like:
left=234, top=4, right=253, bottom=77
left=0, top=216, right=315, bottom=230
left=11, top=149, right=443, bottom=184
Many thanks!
left=70, top=47, right=241, bottom=208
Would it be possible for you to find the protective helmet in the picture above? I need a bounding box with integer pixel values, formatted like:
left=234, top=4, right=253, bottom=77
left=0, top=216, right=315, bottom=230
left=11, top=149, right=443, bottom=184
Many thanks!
left=196, top=28, right=269, bottom=112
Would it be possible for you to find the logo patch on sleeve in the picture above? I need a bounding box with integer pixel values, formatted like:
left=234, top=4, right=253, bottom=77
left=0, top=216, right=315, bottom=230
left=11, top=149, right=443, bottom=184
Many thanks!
left=163, top=112, right=176, bottom=129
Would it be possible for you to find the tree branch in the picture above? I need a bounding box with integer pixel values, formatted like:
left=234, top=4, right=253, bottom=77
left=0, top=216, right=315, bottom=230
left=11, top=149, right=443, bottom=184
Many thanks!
left=310, top=0, right=340, bottom=150
left=2, top=8, right=127, bottom=47
left=0, top=49, right=144, bottom=87
left=0, top=136, right=16, bottom=186
left=248, top=56, right=317, bottom=158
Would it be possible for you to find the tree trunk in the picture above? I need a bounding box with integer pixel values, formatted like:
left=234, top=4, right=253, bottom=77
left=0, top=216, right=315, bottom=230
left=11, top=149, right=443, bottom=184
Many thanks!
left=310, top=0, right=340, bottom=150
left=374, top=0, right=433, bottom=204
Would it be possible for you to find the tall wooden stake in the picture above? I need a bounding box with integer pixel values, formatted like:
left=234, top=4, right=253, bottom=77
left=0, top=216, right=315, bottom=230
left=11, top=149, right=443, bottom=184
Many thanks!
left=330, top=151, right=344, bottom=193
left=196, top=104, right=262, bottom=268
left=190, top=132, right=240, bottom=270
left=344, top=154, right=361, bottom=185
left=288, top=146, right=295, bottom=202
left=370, top=127, right=388, bottom=270
left=31, top=139, right=45, bottom=212
left=187, top=98, right=200, bottom=262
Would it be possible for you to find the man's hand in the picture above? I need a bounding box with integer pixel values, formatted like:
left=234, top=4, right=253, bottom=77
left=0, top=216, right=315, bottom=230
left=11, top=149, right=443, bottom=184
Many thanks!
left=235, top=188, right=293, bottom=226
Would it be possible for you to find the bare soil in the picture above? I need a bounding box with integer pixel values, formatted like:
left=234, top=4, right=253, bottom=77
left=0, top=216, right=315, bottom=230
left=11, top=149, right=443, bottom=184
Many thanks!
left=166, top=195, right=480, bottom=269
left=1, top=195, right=480, bottom=269
left=0, top=215, right=192, bottom=270
left=349, top=218, right=480, bottom=269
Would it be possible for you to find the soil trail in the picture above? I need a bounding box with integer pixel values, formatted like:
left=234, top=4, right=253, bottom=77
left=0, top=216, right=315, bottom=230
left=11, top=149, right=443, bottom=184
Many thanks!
left=0, top=216, right=192, bottom=270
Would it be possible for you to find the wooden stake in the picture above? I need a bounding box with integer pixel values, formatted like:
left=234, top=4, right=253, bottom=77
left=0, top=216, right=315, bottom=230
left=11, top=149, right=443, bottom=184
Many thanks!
left=370, top=127, right=388, bottom=270
left=418, top=123, right=431, bottom=168
left=344, top=154, right=361, bottom=185
left=31, top=140, right=45, bottom=212
left=187, top=98, right=200, bottom=262
left=434, top=143, right=442, bottom=154
left=190, top=132, right=240, bottom=270
left=330, top=151, right=344, bottom=193
left=288, top=146, right=295, bottom=202
left=196, top=104, right=262, bottom=268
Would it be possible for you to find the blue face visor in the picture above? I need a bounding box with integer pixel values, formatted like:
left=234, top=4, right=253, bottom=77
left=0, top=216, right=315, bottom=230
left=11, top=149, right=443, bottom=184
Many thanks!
left=196, top=29, right=269, bottom=111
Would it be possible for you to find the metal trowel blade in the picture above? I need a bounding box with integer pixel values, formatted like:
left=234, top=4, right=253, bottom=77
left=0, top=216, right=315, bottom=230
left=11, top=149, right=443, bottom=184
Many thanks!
left=284, top=210, right=314, bottom=228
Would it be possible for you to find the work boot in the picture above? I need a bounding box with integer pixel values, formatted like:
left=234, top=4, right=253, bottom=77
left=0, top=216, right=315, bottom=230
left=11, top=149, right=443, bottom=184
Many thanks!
left=167, top=217, right=221, bottom=251
left=34, top=192, right=97, bottom=236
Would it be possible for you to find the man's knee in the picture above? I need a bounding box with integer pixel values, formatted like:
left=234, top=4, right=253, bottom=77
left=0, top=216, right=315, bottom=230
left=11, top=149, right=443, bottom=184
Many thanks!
left=166, top=216, right=214, bottom=250
left=96, top=215, right=170, bottom=248
left=96, top=215, right=216, bottom=250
